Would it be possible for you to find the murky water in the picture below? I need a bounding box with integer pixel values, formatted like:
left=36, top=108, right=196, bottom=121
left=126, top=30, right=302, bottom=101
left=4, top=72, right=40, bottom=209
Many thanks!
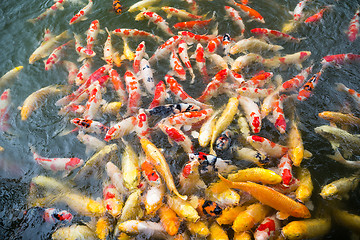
left=0, top=0, right=360, bottom=239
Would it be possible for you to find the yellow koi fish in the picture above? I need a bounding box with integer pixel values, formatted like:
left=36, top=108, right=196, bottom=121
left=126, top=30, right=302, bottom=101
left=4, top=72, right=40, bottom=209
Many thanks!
left=281, top=218, right=331, bottom=240
left=187, top=220, right=210, bottom=238
left=233, top=203, right=271, bottom=232
left=227, top=167, right=282, bottom=185
left=122, top=141, right=140, bottom=191
left=320, top=175, right=359, bottom=200
left=0, top=66, right=23, bottom=89
left=167, top=195, right=200, bottom=222
left=209, top=222, right=229, bottom=240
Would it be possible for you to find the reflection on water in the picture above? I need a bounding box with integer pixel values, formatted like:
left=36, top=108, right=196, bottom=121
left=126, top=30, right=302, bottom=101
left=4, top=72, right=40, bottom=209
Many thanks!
left=0, top=0, right=360, bottom=238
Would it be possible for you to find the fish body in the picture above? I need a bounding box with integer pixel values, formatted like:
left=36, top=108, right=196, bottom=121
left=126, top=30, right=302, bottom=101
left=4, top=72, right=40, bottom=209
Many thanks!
left=122, top=143, right=140, bottom=191
left=321, top=53, right=360, bottom=67
left=43, top=208, right=73, bottom=224
left=348, top=8, right=360, bottom=42
left=197, top=68, right=229, bottom=102
left=128, top=0, right=161, bottom=12
left=178, top=39, right=195, bottom=81
left=104, top=116, right=137, bottom=141
left=281, top=218, right=331, bottom=240
left=254, top=215, right=280, bottom=240
left=305, top=6, right=333, bottom=23
left=112, top=28, right=163, bottom=43
left=264, top=51, right=311, bottom=70
left=27, top=0, right=65, bottom=23
left=230, top=37, right=283, bottom=55
left=247, top=135, right=288, bottom=158
left=320, top=175, right=359, bottom=200
left=69, top=0, right=93, bottom=25
left=120, top=37, right=135, bottom=61
left=288, top=120, right=304, bottom=167
left=167, top=195, right=199, bottom=222
left=234, top=147, right=270, bottom=166
left=231, top=53, right=263, bottom=72
left=147, top=103, right=200, bottom=117
left=109, top=67, right=127, bottom=104
left=164, top=109, right=213, bottom=130
left=124, top=70, right=142, bottom=115
left=336, top=82, right=360, bottom=106
left=271, top=94, right=287, bottom=133
left=149, top=36, right=182, bottom=63
left=198, top=108, right=219, bottom=147
left=231, top=1, right=265, bottom=23
left=136, top=11, right=174, bottom=36
left=52, top=225, right=97, bottom=240
left=71, top=118, right=108, bottom=134
left=297, top=70, right=322, bottom=101
left=149, top=81, right=167, bottom=109
left=45, top=40, right=73, bottom=71
left=216, top=205, right=246, bottom=226
left=83, top=81, right=103, bottom=119
left=159, top=123, right=194, bottom=153
left=238, top=95, right=261, bottom=133
left=228, top=167, right=282, bottom=185
left=278, top=153, right=293, bottom=186
left=190, top=152, right=236, bottom=175
left=191, top=43, right=209, bottom=82
left=103, top=184, right=123, bottom=218
left=179, top=157, right=206, bottom=194
left=319, top=111, right=360, bottom=127
left=178, top=31, right=217, bottom=44
left=161, top=6, right=203, bottom=20
left=207, top=36, right=223, bottom=54
left=215, top=129, right=233, bottom=151
left=74, top=33, right=96, bottom=62
left=169, top=50, right=186, bottom=81
left=139, top=59, right=155, bottom=95
left=86, top=20, right=101, bottom=50
left=187, top=220, right=210, bottom=237
left=0, top=66, right=23, bottom=89
left=291, top=0, right=309, bottom=21
left=173, top=19, right=213, bottom=30
left=61, top=60, right=78, bottom=84
left=103, top=28, right=114, bottom=65
left=135, top=108, right=151, bottom=139
left=279, top=65, right=312, bottom=92
left=233, top=203, right=271, bottom=232
left=251, top=28, right=302, bottom=42
left=159, top=205, right=180, bottom=236
left=117, top=220, right=166, bottom=238
left=112, top=0, right=123, bottom=14
left=225, top=6, right=245, bottom=36
left=209, top=222, right=229, bottom=240
left=133, top=41, right=146, bottom=74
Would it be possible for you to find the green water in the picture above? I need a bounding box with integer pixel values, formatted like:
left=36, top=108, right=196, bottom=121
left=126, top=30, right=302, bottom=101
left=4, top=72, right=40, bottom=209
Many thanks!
left=0, top=0, right=360, bottom=239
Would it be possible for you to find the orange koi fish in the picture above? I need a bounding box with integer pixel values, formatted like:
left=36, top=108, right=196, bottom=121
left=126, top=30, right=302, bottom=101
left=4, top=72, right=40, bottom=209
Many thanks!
left=305, top=6, right=333, bottom=23
left=197, top=68, right=229, bottom=102
left=173, top=18, right=213, bottom=30
left=297, top=69, right=323, bottom=101
left=149, top=81, right=167, bottom=109
left=112, top=28, right=163, bottom=43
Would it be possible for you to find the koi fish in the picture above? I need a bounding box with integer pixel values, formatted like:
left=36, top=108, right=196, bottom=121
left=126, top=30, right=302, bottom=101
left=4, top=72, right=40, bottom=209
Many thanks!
left=305, top=6, right=333, bottom=23
left=219, top=174, right=311, bottom=218
left=167, top=195, right=199, bottom=222
left=61, top=60, right=78, bottom=85
left=176, top=41, right=194, bottom=82
left=198, top=107, right=221, bottom=147
left=251, top=28, right=303, bottom=42
left=247, top=135, right=288, bottom=158
left=278, top=153, right=293, bottom=186
left=261, top=87, right=280, bottom=119
left=231, top=53, right=264, bottom=72
left=206, top=36, right=222, bottom=55
left=86, top=20, right=101, bottom=50
left=147, top=103, right=200, bottom=117
left=224, top=6, right=245, bottom=36
left=149, top=36, right=182, bottom=63
left=71, top=118, right=108, bottom=134
left=149, top=81, right=167, bottom=109
left=74, top=58, right=92, bottom=86
left=169, top=50, right=186, bottom=81
left=178, top=31, right=217, bottom=44
left=318, top=111, right=360, bottom=127
left=236, top=86, right=274, bottom=101
left=190, top=152, right=236, bottom=174
left=197, top=68, right=229, bottom=102
left=288, top=119, right=305, bottom=167
left=27, top=0, right=65, bottom=23
left=117, top=220, right=167, bottom=238
left=173, top=18, right=213, bottom=30
left=191, top=43, right=209, bottom=82
left=128, top=0, right=161, bottom=12
left=96, top=215, right=113, bottom=240
left=321, top=53, right=360, bottom=67
left=264, top=51, right=311, bottom=70
left=279, top=65, right=313, bottom=93
left=30, top=146, right=84, bottom=172
left=271, top=94, right=287, bottom=133
left=0, top=89, right=11, bottom=132
left=106, top=162, right=127, bottom=195
left=0, top=66, right=23, bottom=89
left=159, top=205, right=180, bottom=236
left=112, top=28, right=163, bottom=43
left=222, top=33, right=233, bottom=55
left=139, top=59, right=155, bottom=95
left=43, top=208, right=73, bottom=224
left=103, top=28, right=114, bottom=65
left=118, top=189, right=142, bottom=222
left=244, top=71, right=274, bottom=88
left=133, top=41, right=147, bottom=74
left=215, top=129, right=233, bottom=151
left=209, top=222, right=228, bottom=239
left=230, top=0, right=265, bottom=23
left=297, top=69, right=322, bottom=101
left=320, top=175, right=359, bottom=200
left=254, top=215, right=280, bottom=240
left=159, top=123, right=194, bottom=153
left=282, top=218, right=331, bottom=240
left=187, top=220, right=210, bottom=238
left=120, top=37, right=135, bottom=61
left=74, top=33, right=96, bottom=62
left=45, top=40, right=73, bottom=71
left=290, top=0, right=310, bottom=21
left=112, top=0, right=123, bottom=14
left=347, top=8, right=360, bottom=42
left=124, top=70, right=142, bottom=115
left=179, top=157, right=206, bottom=194
left=104, top=116, right=137, bottom=141
left=232, top=203, right=271, bottom=232
left=69, top=0, right=93, bottom=25
left=238, top=95, right=262, bottom=133
left=164, top=109, right=213, bottom=130
left=135, top=11, right=174, bottom=36
left=52, top=225, right=97, bottom=239
left=83, top=81, right=104, bottom=119
left=77, top=132, right=106, bottom=155
left=102, top=183, right=123, bottom=218
left=141, top=138, right=187, bottom=200
left=161, top=6, right=203, bottom=20
left=205, top=180, right=240, bottom=207
left=234, top=147, right=271, bottom=166
left=121, top=142, right=140, bottom=191
left=227, top=167, right=282, bottom=185
left=230, top=37, right=283, bottom=55
left=134, top=109, right=151, bottom=139
left=109, top=67, right=127, bottom=104
left=29, top=30, right=70, bottom=64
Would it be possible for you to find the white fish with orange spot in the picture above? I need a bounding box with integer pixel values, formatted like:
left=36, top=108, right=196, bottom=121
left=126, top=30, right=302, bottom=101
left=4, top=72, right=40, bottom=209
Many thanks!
left=124, top=70, right=142, bottom=115
left=83, top=80, right=104, bottom=120
left=86, top=20, right=102, bottom=50
left=69, top=0, right=93, bottom=25
left=61, top=60, right=78, bottom=85
left=133, top=41, right=148, bottom=74
left=224, top=6, right=245, bottom=36
left=169, top=50, right=186, bottom=81
left=247, top=135, right=288, bottom=158
left=45, top=40, right=73, bottom=71
left=190, top=43, right=209, bottom=82
left=135, top=11, right=174, bottom=36
left=178, top=39, right=195, bottom=81
left=161, top=6, right=203, bottom=20
left=158, top=122, right=194, bottom=153
left=0, top=89, right=11, bottom=132
left=237, top=95, right=262, bottom=133
left=104, top=116, right=137, bottom=142
left=74, top=33, right=96, bottom=62
left=103, top=28, right=114, bottom=65
left=149, top=35, right=182, bottom=63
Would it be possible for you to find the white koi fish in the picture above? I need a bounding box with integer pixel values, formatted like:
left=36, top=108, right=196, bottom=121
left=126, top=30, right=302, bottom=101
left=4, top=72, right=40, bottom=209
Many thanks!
left=27, top=0, right=65, bottom=23
left=69, top=0, right=93, bottom=25
left=139, top=59, right=155, bottom=95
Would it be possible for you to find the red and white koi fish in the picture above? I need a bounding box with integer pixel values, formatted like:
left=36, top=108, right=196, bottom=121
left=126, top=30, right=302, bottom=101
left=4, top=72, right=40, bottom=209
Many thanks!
left=112, top=28, right=163, bottom=43
left=230, top=37, right=283, bottom=55
left=207, top=36, right=222, bottom=54
left=109, top=67, right=127, bottom=104
left=158, top=123, right=194, bottom=153
left=305, top=6, right=333, bottom=23
left=74, top=59, right=92, bottom=86
left=291, top=0, right=310, bottom=21
left=264, top=51, right=311, bottom=70
left=27, top=0, right=65, bottom=23
left=43, top=208, right=73, bottom=224
left=86, top=20, right=101, bottom=50
left=231, top=53, right=264, bottom=72
left=229, top=69, right=245, bottom=86
left=133, top=41, right=147, bottom=74
left=237, top=95, right=262, bottom=133
left=348, top=8, right=360, bottom=42
left=29, top=30, right=70, bottom=64
left=169, top=50, right=186, bottom=81
left=139, top=59, right=156, bottom=95
left=135, top=109, right=151, bottom=139
left=321, top=53, right=360, bottom=67
left=244, top=71, right=273, bottom=88
left=224, top=6, right=245, bottom=36
left=261, top=87, right=280, bottom=119
left=71, top=118, right=108, bottom=134
left=161, top=6, right=203, bottom=20
left=74, top=33, right=96, bottom=62
left=178, top=31, right=217, bottom=44
left=173, top=19, right=213, bottom=30
left=83, top=81, right=104, bottom=119
left=271, top=94, right=287, bottom=134
left=237, top=86, right=274, bottom=101
left=124, top=70, right=142, bottom=115
left=0, top=89, right=11, bottom=132
left=104, top=116, right=137, bottom=141
left=179, top=157, right=206, bottom=195
left=197, top=68, right=229, bottom=102
left=251, top=28, right=303, bottom=42
left=136, top=11, right=174, bottom=36
left=149, top=36, right=182, bottom=63
left=297, top=69, right=322, bottom=101
left=247, top=135, right=288, bottom=158
left=105, top=162, right=127, bottom=197
left=336, top=83, right=360, bottom=106
left=190, top=43, right=209, bottom=82
left=254, top=215, right=280, bottom=240
left=69, top=0, right=93, bottom=25
left=76, top=132, right=106, bottom=155
left=222, top=33, right=233, bottom=55
left=61, top=60, right=78, bottom=85
left=278, top=153, right=293, bottom=186
left=103, top=184, right=123, bottom=218
left=30, top=146, right=84, bottom=172
left=45, top=40, right=73, bottom=71
left=279, top=65, right=313, bottom=92
left=164, top=109, right=213, bottom=130
left=58, top=103, right=85, bottom=116
left=103, top=28, right=114, bottom=65
left=165, top=74, right=209, bottom=108
left=149, top=81, right=167, bottom=109
left=178, top=39, right=195, bottom=81
left=230, top=0, right=265, bottom=23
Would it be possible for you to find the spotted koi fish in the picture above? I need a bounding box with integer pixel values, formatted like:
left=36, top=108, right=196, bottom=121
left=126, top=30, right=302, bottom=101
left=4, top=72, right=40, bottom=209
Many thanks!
left=165, top=74, right=209, bottom=108
left=178, top=31, right=217, bottom=44
left=0, top=89, right=11, bottom=132
left=124, top=70, right=142, bottom=115
left=149, top=36, right=182, bottom=63
left=74, top=58, right=92, bottom=86
left=190, top=43, right=209, bottom=83
left=264, top=51, right=311, bottom=70
left=30, top=146, right=84, bottom=172
left=161, top=6, right=203, bottom=20
left=146, top=103, right=200, bottom=117
left=190, top=152, right=236, bottom=174
left=178, top=39, right=195, bottom=81
left=336, top=83, right=360, bottom=106
left=230, top=0, right=265, bottom=23
left=254, top=215, right=280, bottom=240
left=112, top=28, right=163, bottom=43
left=133, top=41, right=147, bottom=74
left=231, top=53, right=264, bottom=72
left=271, top=94, right=287, bottom=134
left=173, top=18, right=213, bottom=30
left=247, top=135, right=288, bottom=158
left=103, top=183, right=123, bottom=218
left=305, top=6, right=333, bottom=23
left=278, top=153, right=293, bottom=186
left=348, top=8, right=360, bottom=42
left=103, top=28, right=114, bottom=65
left=197, top=68, right=229, bottom=102
left=112, top=0, right=123, bottom=14
left=139, top=59, right=155, bottom=95
left=297, top=69, right=322, bottom=101
left=135, top=11, right=174, bottom=36
left=109, top=67, right=127, bottom=104
left=74, top=33, right=96, bottom=62
left=149, top=81, right=167, bottom=109
left=321, top=53, right=360, bottom=67
left=279, top=65, right=313, bottom=93
left=206, top=36, right=222, bottom=54
left=86, top=20, right=101, bottom=50
left=43, top=208, right=73, bottom=224
left=71, top=118, right=109, bottom=134
left=168, top=50, right=186, bottom=81
left=236, top=86, right=274, bottom=101
left=45, top=40, right=73, bottom=71
left=158, top=123, right=194, bottom=153
left=197, top=199, right=223, bottom=218
left=69, top=0, right=93, bottom=25
left=27, top=0, right=65, bottom=23
left=221, top=33, right=233, bottom=55
left=291, top=0, right=310, bottom=21
left=224, top=6, right=245, bottom=36
left=179, top=157, right=205, bottom=195
left=164, top=109, right=213, bottom=129
left=61, top=60, right=78, bottom=85
left=215, top=129, right=233, bottom=151
left=237, top=95, right=262, bottom=133
left=83, top=81, right=104, bottom=119
left=104, top=116, right=137, bottom=141
left=251, top=28, right=303, bottom=42
left=134, top=109, right=151, bottom=139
